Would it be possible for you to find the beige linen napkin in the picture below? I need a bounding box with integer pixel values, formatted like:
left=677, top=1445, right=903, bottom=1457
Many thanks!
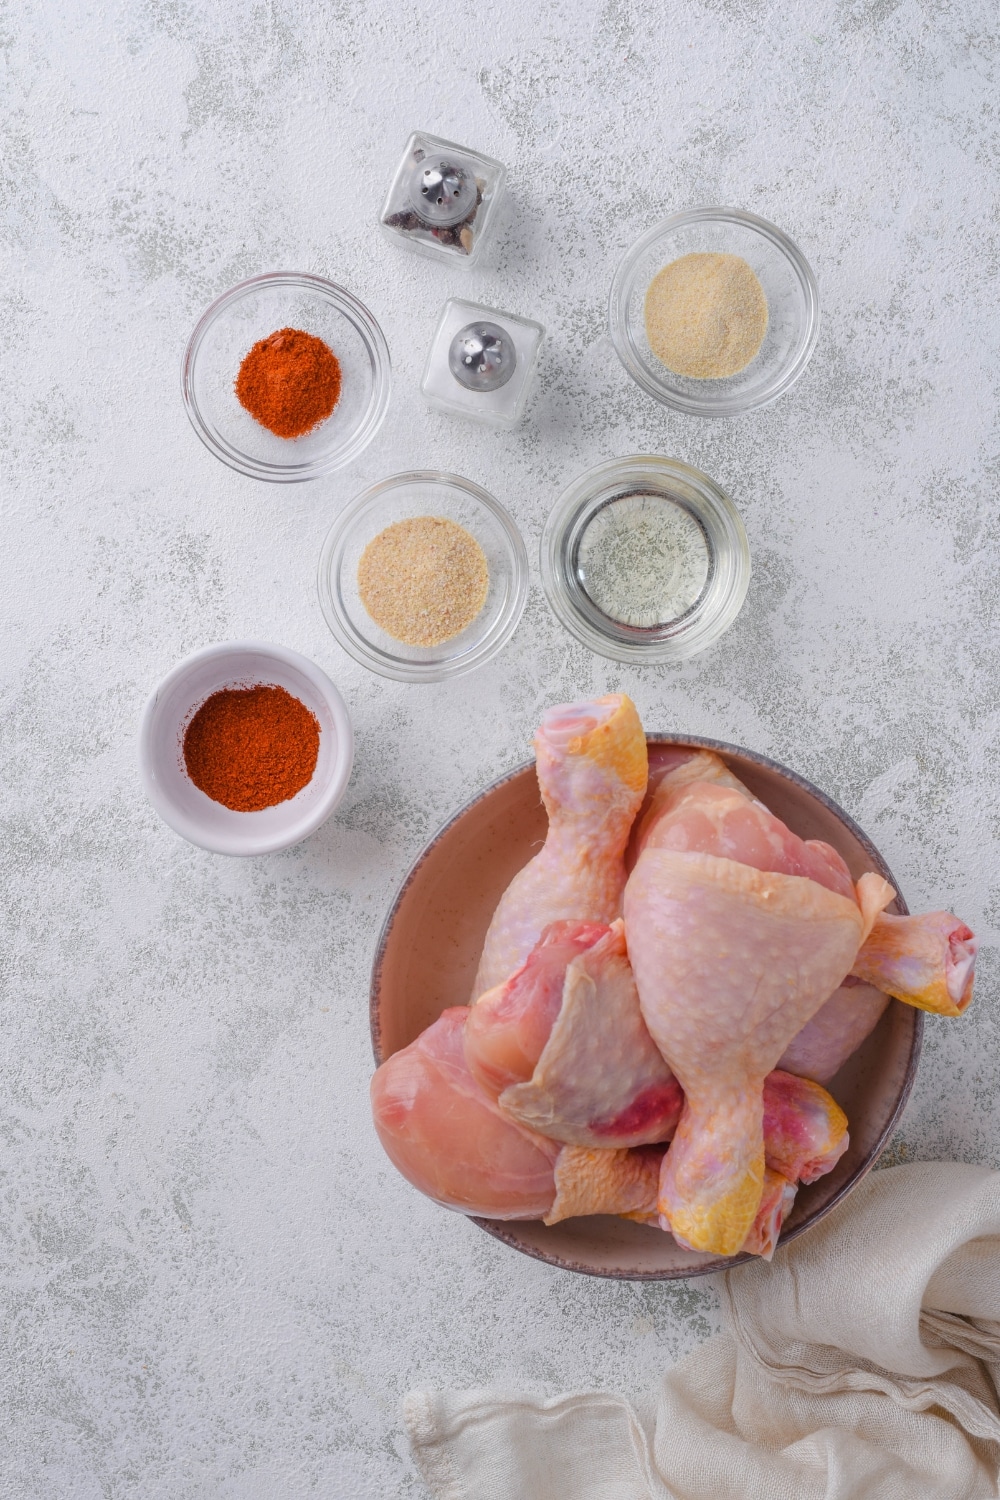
left=405, top=1163, right=1000, bottom=1499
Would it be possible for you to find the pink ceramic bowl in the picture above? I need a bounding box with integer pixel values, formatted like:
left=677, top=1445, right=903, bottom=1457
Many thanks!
left=371, top=736, right=921, bottom=1279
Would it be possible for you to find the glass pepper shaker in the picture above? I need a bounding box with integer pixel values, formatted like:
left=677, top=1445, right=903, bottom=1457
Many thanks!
left=380, top=133, right=506, bottom=266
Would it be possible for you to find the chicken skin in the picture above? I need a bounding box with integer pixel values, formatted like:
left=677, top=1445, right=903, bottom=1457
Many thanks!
left=472, top=695, right=647, bottom=998
left=625, top=762, right=892, bottom=1256
left=466, top=920, right=684, bottom=1149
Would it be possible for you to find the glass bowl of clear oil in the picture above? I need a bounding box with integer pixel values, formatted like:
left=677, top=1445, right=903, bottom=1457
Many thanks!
left=540, top=455, right=750, bottom=663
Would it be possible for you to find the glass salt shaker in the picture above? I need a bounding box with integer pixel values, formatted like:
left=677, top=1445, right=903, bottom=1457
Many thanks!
left=380, top=133, right=506, bottom=266
left=421, top=298, right=544, bottom=428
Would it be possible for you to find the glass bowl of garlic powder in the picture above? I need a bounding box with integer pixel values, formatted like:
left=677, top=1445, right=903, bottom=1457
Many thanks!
left=318, top=471, right=528, bottom=682
left=609, top=207, right=819, bottom=416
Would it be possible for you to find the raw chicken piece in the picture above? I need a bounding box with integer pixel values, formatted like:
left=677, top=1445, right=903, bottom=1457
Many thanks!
left=371, top=1008, right=558, bottom=1219
left=372, top=1011, right=848, bottom=1257
left=852, top=910, right=977, bottom=1016
left=637, top=774, right=857, bottom=900
left=370, top=1008, right=659, bottom=1224
left=635, top=747, right=755, bottom=850
left=643, top=752, right=979, bottom=1019
left=633, top=1167, right=797, bottom=1259
left=466, top=920, right=683, bottom=1148
left=463, top=920, right=609, bottom=1098
left=778, top=978, right=889, bottom=1082
left=738, top=1072, right=850, bottom=1259
left=548, top=1145, right=660, bottom=1225
left=625, top=795, right=892, bottom=1255
left=760, top=1069, right=849, bottom=1184
left=741, top=1168, right=797, bottom=1259
left=650, top=745, right=753, bottom=791
left=471, top=695, right=648, bottom=998
left=640, top=1072, right=846, bottom=1256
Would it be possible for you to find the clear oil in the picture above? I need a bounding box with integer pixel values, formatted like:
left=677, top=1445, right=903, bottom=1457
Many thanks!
left=575, top=491, right=712, bottom=629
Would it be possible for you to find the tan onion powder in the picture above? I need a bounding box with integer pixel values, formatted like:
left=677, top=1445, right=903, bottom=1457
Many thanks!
left=357, top=516, right=489, bottom=647
left=644, top=252, right=768, bottom=379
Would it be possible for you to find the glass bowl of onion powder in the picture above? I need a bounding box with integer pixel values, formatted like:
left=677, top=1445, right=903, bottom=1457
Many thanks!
left=541, top=455, right=750, bottom=663
left=609, top=207, right=819, bottom=416
left=318, top=471, right=528, bottom=682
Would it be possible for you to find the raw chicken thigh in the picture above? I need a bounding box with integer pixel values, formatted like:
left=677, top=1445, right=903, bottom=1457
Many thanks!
left=471, top=695, right=647, bottom=998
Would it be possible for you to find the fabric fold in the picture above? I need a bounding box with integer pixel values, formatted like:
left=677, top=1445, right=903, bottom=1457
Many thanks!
left=405, top=1163, right=1000, bottom=1500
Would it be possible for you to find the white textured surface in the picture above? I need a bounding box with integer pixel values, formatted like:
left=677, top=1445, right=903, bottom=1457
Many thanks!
left=2, top=3, right=998, bottom=1495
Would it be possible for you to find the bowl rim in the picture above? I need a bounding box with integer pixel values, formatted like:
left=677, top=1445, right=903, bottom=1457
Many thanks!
left=137, top=639, right=355, bottom=856
left=181, top=270, right=392, bottom=483
left=540, top=454, right=751, bottom=663
left=370, top=732, right=922, bottom=1279
left=317, top=469, right=529, bottom=682
left=608, top=206, right=820, bottom=417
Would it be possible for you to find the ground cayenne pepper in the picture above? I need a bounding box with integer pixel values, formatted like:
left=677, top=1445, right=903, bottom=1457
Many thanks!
left=183, top=684, right=320, bottom=811
left=235, top=327, right=342, bottom=438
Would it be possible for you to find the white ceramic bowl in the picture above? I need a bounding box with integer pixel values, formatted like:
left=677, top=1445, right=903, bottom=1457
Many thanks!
left=138, top=642, right=354, bottom=855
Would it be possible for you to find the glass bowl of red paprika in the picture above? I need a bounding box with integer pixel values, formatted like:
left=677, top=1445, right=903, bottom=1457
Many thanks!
left=138, top=642, right=355, bottom=855
left=182, top=272, right=391, bottom=483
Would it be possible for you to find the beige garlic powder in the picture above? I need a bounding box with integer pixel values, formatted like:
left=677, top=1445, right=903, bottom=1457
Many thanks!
left=357, top=516, right=489, bottom=648
left=644, top=252, right=769, bottom=379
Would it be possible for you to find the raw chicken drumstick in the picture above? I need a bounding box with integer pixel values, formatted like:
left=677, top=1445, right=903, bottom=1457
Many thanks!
left=471, top=695, right=647, bottom=998
left=739, top=1072, right=851, bottom=1257
left=639, top=748, right=977, bottom=1022
left=626, top=1070, right=851, bottom=1254
left=853, top=909, right=976, bottom=1016
left=370, top=1009, right=848, bottom=1257
left=640, top=748, right=977, bottom=1016
left=777, top=979, right=890, bottom=1083
left=625, top=763, right=894, bottom=1256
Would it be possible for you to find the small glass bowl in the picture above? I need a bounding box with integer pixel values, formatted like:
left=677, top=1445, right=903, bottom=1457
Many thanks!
left=318, top=472, right=528, bottom=683
left=541, top=455, right=750, bottom=663
left=609, top=207, right=819, bottom=417
left=182, top=272, right=391, bottom=482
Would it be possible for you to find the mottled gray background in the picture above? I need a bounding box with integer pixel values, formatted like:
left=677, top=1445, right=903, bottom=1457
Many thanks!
left=2, top=1, right=998, bottom=1494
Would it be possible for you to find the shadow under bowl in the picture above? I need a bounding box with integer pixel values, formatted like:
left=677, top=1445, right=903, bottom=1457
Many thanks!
left=370, top=736, right=920, bottom=1279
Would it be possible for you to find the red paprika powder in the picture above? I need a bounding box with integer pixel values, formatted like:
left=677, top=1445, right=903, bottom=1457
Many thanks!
left=183, top=684, right=320, bottom=812
left=235, top=326, right=342, bottom=439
